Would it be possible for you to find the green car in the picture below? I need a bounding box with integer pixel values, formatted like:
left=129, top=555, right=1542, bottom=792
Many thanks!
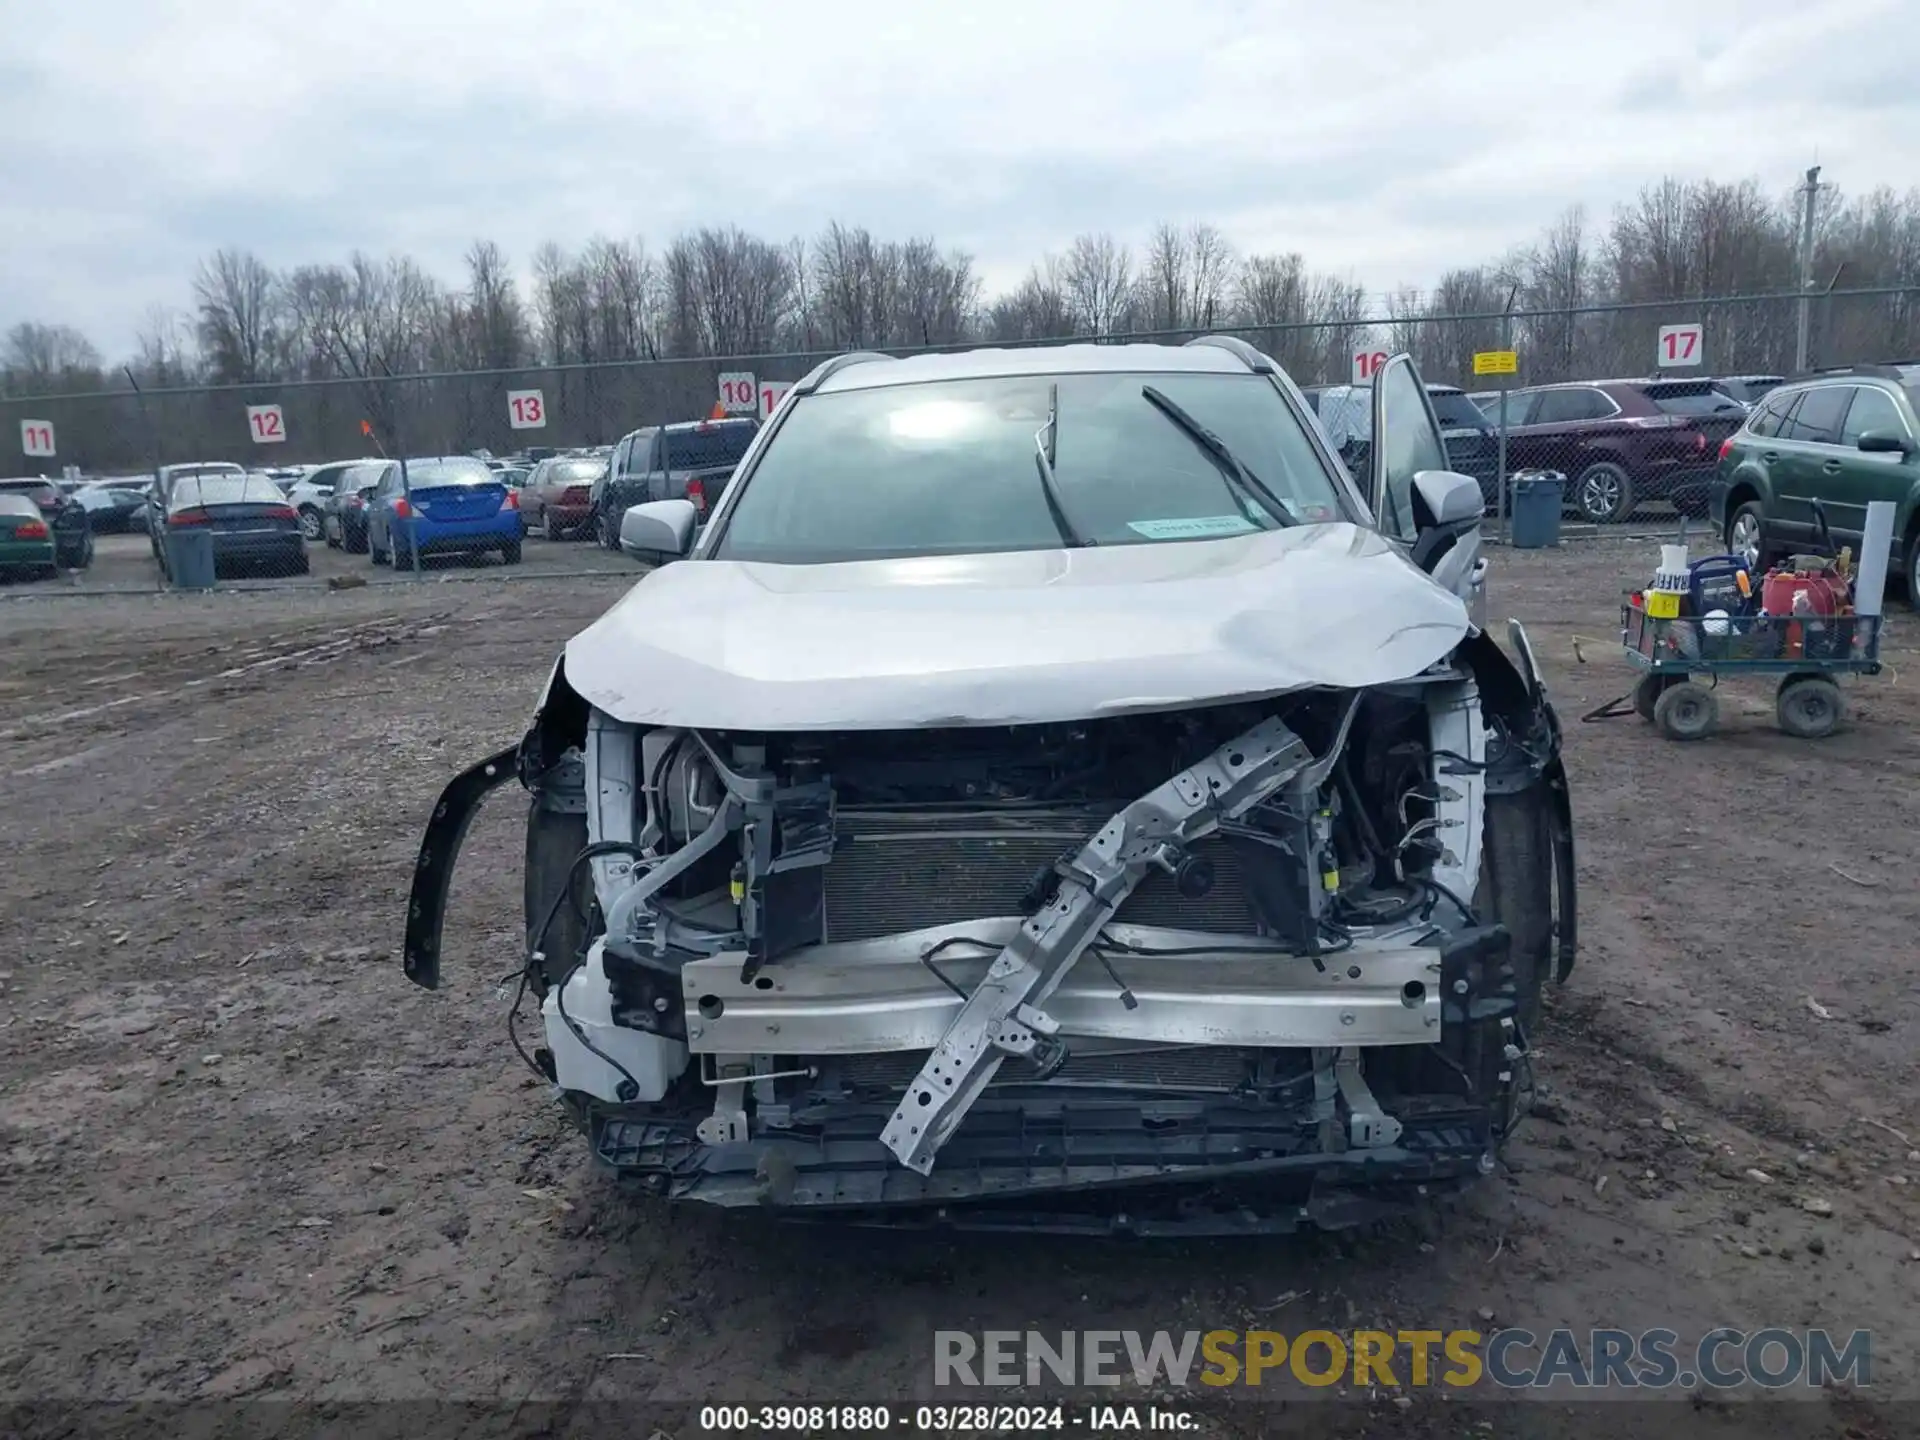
left=1710, top=363, right=1920, bottom=608
left=0, top=493, right=59, bottom=580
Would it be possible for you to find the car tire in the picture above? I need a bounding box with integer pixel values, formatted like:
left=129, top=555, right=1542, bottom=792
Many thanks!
left=1904, top=530, right=1920, bottom=614
left=1726, top=502, right=1769, bottom=574
left=1653, top=681, right=1719, bottom=741
left=1573, top=462, right=1634, bottom=524
left=298, top=507, right=323, bottom=542
left=1776, top=674, right=1843, bottom=739
left=291, top=553, right=310, bottom=577
left=501, top=540, right=523, bottom=565
left=599, top=512, right=619, bottom=550
left=1632, top=672, right=1677, bottom=722
left=345, top=527, right=368, bottom=555
left=371, top=537, right=389, bottom=566
left=542, top=509, right=559, bottom=541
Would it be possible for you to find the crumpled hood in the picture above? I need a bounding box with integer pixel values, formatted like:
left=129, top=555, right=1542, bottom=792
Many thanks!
left=564, top=524, right=1471, bottom=730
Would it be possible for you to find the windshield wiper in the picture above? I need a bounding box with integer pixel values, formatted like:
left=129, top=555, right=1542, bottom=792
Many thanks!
left=1034, top=382, right=1093, bottom=548
left=1139, top=385, right=1297, bottom=527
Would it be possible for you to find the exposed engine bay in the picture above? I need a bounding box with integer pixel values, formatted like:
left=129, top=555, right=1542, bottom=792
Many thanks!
left=403, top=625, right=1575, bottom=1235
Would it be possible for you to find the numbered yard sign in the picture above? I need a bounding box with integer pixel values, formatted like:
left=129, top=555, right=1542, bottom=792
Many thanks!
left=758, top=380, right=792, bottom=420
left=718, top=371, right=757, bottom=413
left=1657, top=323, right=1703, bottom=368
left=19, top=418, right=56, bottom=457
left=246, top=404, right=286, bottom=444
left=1351, top=349, right=1389, bottom=385
left=507, top=389, right=547, bottom=429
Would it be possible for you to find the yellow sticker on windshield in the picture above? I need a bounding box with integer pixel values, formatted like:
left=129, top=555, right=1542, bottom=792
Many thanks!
left=1128, top=515, right=1259, bottom=540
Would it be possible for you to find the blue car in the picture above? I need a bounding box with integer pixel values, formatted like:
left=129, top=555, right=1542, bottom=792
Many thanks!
left=366, top=456, right=523, bottom=567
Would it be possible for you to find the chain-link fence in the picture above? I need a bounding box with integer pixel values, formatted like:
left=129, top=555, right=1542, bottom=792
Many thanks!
left=4, top=285, right=1917, bottom=590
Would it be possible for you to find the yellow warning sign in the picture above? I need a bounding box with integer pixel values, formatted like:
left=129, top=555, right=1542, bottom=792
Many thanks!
left=1473, top=350, right=1519, bottom=376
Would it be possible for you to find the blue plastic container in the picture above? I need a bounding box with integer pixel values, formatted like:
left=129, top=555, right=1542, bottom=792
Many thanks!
left=1509, top=473, right=1565, bottom=549
left=165, top=529, right=216, bottom=591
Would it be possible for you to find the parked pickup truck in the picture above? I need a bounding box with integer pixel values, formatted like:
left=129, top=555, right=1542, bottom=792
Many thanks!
left=592, top=417, right=760, bottom=549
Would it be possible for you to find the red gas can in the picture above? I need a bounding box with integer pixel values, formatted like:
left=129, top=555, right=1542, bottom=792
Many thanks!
left=1761, top=568, right=1846, bottom=616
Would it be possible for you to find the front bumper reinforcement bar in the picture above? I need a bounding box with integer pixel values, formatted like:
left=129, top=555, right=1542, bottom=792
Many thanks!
left=879, top=714, right=1314, bottom=1174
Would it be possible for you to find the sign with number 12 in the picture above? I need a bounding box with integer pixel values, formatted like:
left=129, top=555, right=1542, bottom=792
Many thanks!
left=247, top=404, right=286, bottom=443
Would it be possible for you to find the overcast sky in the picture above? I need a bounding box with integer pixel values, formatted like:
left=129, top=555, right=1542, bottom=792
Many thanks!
left=4, top=0, right=1917, bottom=357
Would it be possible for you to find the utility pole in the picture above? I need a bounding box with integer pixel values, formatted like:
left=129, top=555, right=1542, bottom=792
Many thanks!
left=1794, top=165, right=1822, bottom=373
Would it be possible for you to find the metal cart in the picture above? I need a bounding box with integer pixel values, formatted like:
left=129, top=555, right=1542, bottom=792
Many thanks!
left=1584, top=606, right=1884, bottom=740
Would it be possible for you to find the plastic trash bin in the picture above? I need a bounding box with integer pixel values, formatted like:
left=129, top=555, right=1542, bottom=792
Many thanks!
left=1508, top=471, right=1566, bottom=549
left=165, top=528, right=216, bottom=591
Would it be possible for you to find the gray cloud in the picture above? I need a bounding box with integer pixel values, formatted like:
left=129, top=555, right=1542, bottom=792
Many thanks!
left=2, top=0, right=1915, bottom=356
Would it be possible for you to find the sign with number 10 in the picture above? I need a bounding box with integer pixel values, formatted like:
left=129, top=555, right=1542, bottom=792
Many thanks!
left=717, top=372, right=757, bottom=413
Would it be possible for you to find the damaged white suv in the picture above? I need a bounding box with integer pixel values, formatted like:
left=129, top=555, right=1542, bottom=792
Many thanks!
left=405, top=338, right=1576, bottom=1235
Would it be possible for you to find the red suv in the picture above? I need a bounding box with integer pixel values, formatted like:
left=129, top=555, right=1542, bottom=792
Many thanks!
left=1495, top=379, right=1747, bottom=523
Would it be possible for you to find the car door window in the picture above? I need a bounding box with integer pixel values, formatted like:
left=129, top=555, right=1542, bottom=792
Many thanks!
left=1534, top=388, right=1613, bottom=424
left=1484, top=390, right=1537, bottom=427
left=1746, top=390, right=1797, bottom=439
left=1839, top=386, right=1907, bottom=446
left=1370, top=356, right=1449, bottom=541
left=1778, top=387, right=1852, bottom=445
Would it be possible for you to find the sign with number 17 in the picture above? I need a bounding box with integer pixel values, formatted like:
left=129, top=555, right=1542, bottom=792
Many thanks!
left=1657, top=323, right=1703, bottom=368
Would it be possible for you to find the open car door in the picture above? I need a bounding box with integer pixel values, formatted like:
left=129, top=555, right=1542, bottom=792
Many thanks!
left=1369, top=353, right=1489, bottom=624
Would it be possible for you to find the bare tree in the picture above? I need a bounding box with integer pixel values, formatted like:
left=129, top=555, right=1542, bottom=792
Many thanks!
left=986, top=257, right=1073, bottom=341
left=1, top=321, right=103, bottom=393
left=1061, top=233, right=1136, bottom=336
left=665, top=227, right=795, bottom=356
left=1186, top=223, right=1236, bottom=331
left=465, top=239, right=533, bottom=368
left=1142, top=223, right=1189, bottom=331
left=192, top=249, right=281, bottom=384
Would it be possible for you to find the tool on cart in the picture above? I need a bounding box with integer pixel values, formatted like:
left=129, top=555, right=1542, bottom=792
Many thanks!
left=1584, top=501, right=1890, bottom=742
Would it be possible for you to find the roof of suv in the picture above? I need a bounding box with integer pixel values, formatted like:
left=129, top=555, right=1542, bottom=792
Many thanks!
left=817, top=343, right=1248, bottom=394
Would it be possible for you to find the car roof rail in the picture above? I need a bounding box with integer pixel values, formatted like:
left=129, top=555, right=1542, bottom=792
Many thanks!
left=794, top=350, right=893, bottom=395
left=1785, top=363, right=1906, bottom=382
left=1184, top=334, right=1275, bottom=374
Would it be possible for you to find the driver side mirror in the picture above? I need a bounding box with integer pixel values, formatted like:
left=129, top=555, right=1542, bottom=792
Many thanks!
left=1857, top=430, right=1913, bottom=455
left=620, top=498, right=697, bottom=565
left=1411, top=469, right=1485, bottom=528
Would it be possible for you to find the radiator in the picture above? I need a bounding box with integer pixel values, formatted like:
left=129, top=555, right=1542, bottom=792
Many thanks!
left=821, top=804, right=1255, bottom=942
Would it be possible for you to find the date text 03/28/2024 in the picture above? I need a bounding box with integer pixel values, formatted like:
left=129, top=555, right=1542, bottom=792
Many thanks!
left=697, top=1405, right=1195, bottom=1432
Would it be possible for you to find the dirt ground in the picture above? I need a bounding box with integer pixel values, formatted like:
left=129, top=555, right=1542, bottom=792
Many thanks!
left=5, top=528, right=641, bottom=595
left=2, top=537, right=1918, bottom=1439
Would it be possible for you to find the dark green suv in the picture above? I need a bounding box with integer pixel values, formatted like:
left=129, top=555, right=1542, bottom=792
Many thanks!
left=1710, top=363, right=1920, bottom=607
